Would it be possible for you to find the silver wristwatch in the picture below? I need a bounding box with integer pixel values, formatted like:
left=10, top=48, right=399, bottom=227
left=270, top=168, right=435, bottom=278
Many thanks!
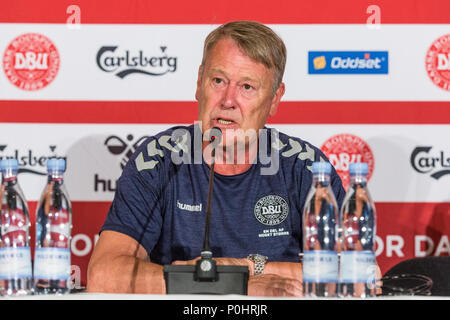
left=247, top=254, right=268, bottom=275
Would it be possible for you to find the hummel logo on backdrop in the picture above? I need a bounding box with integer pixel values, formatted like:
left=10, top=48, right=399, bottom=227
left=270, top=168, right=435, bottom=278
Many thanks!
left=104, top=134, right=148, bottom=169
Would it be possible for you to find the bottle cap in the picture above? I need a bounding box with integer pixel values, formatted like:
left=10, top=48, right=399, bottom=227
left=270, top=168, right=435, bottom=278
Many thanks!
left=47, top=158, right=66, bottom=172
left=0, top=159, right=19, bottom=172
left=312, top=161, right=332, bottom=174
left=349, top=162, right=368, bottom=176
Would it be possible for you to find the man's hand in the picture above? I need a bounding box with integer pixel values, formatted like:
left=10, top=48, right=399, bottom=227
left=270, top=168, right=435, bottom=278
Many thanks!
left=248, top=274, right=303, bottom=297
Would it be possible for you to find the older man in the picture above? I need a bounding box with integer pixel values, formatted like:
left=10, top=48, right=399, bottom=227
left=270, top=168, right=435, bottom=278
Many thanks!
left=87, top=21, right=345, bottom=296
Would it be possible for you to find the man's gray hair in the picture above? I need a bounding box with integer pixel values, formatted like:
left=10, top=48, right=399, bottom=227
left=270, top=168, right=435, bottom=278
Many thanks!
left=201, top=20, right=287, bottom=95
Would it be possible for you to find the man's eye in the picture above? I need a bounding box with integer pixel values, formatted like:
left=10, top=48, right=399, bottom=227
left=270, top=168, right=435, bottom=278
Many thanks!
left=243, top=84, right=253, bottom=90
left=213, top=78, right=223, bottom=84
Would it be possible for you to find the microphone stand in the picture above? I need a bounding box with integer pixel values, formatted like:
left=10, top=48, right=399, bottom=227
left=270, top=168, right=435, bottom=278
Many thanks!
left=164, top=127, right=249, bottom=295
left=195, top=136, right=218, bottom=281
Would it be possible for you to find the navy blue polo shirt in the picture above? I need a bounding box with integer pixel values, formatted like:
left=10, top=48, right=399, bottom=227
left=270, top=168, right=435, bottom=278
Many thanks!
left=101, top=124, right=345, bottom=265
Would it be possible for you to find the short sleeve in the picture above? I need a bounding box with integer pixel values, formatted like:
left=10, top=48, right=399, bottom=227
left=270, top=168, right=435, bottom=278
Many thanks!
left=100, top=137, right=166, bottom=256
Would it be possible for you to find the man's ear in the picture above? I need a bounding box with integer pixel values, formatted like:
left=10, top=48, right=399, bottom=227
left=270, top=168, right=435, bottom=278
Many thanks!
left=269, top=82, right=285, bottom=117
left=195, top=65, right=203, bottom=101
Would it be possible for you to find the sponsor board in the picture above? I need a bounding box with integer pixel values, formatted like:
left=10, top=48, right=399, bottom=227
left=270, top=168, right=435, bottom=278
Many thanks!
left=0, top=123, right=168, bottom=201
left=0, top=123, right=449, bottom=202
left=0, top=24, right=449, bottom=101
left=273, top=124, right=450, bottom=203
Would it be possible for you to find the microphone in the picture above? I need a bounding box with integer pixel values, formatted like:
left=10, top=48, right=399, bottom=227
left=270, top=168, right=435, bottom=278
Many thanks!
left=163, top=126, right=249, bottom=295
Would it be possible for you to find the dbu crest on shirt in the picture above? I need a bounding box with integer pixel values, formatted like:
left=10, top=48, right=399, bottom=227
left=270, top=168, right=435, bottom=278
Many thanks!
left=254, top=195, right=289, bottom=226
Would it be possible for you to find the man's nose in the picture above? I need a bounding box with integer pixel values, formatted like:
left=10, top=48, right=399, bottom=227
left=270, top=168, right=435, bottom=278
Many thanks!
left=221, top=84, right=238, bottom=109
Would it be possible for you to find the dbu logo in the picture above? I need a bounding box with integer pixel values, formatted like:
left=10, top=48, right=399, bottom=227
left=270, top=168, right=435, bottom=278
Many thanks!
left=262, top=205, right=282, bottom=215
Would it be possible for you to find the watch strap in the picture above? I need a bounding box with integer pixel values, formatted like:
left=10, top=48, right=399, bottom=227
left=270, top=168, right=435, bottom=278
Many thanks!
left=247, top=254, right=268, bottom=275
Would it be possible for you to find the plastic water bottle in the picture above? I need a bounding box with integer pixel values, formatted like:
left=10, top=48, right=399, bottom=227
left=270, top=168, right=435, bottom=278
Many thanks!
left=302, top=162, right=339, bottom=297
left=339, top=162, right=377, bottom=298
left=34, top=158, right=72, bottom=294
left=0, top=159, right=33, bottom=296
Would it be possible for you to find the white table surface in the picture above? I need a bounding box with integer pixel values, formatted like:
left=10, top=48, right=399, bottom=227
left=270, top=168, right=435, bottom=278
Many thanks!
left=2, top=292, right=450, bottom=300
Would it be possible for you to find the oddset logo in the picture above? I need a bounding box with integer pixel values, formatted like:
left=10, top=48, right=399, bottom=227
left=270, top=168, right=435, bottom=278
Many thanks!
left=3, top=33, right=60, bottom=91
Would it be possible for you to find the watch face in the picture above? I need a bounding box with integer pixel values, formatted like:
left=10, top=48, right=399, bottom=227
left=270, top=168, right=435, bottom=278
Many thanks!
left=249, top=254, right=267, bottom=262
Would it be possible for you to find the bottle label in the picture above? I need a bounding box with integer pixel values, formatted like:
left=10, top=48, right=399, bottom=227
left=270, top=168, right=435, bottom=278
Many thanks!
left=0, top=247, right=32, bottom=279
left=34, top=247, right=71, bottom=280
left=302, top=250, right=338, bottom=283
left=1, top=207, right=28, bottom=247
left=340, top=251, right=376, bottom=284
left=48, top=208, right=70, bottom=248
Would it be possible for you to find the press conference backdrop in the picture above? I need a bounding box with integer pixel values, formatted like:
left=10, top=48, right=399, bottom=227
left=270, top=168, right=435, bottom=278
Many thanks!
left=0, top=0, right=449, bottom=286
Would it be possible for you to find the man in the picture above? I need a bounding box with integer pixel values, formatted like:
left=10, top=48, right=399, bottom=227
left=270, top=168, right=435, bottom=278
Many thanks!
left=87, top=21, right=345, bottom=296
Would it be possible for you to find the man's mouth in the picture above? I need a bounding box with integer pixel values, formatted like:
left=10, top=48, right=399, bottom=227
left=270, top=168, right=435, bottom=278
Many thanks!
left=217, top=118, right=234, bottom=125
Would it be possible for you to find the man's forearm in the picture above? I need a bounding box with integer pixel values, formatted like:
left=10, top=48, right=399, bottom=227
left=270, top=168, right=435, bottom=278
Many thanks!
left=87, top=254, right=166, bottom=294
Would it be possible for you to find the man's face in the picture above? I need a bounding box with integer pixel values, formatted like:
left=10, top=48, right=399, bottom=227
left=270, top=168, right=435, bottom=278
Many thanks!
left=195, top=37, right=285, bottom=150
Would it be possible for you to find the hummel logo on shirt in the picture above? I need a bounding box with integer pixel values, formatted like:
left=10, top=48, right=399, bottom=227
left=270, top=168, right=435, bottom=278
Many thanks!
left=177, top=200, right=202, bottom=212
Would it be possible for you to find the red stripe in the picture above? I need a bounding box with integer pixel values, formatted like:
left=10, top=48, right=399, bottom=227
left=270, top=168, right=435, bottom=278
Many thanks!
left=374, top=202, right=450, bottom=274
left=1, top=0, right=450, bottom=24
left=27, top=200, right=450, bottom=279
left=0, top=100, right=449, bottom=124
